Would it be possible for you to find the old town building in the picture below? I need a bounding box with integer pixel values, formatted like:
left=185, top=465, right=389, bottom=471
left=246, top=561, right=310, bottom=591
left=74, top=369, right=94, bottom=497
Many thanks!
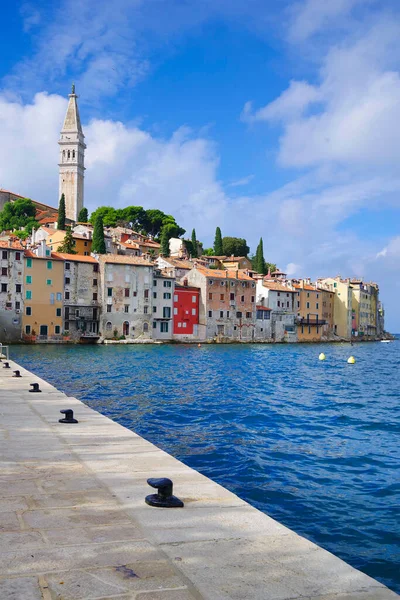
left=173, top=283, right=200, bottom=340
left=152, top=270, right=175, bottom=340
left=0, top=241, right=24, bottom=342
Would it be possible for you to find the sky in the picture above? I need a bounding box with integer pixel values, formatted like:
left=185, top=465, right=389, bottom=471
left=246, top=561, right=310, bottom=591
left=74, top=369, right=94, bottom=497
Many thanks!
left=1, top=0, right=400, bottom=330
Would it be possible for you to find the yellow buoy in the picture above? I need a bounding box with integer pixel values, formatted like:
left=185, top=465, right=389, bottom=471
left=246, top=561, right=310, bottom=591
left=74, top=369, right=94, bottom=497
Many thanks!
left=319, top=353, right=326, bottom=361
left=347, top=356, right=356, bottom=364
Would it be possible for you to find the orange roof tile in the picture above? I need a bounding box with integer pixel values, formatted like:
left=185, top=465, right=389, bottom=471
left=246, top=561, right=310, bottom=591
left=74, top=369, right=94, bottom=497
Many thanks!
left=292, top=284, right=316, bottom=291
left=262, top=280, right=296, bottom=292
left=24, top=250, right=63, bottom=261
left=195, top=266, right=254, bottom=281
left=98, top=255, right=153, bottom=266
left=51, top=252, right=98, bottom=263
left=0, top=240, right=24, bottom=250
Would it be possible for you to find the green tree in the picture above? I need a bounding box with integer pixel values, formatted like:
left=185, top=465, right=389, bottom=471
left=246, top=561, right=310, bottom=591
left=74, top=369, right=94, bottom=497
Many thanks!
left=78, top=207, right=88, bottom=222
left=265, top=262, right=277, bottom=274
left=57, top=226, right=77, bottom=254
left=203, top=247, right=215, bottom=256
left=255, top=238, right=267, bottom=275
left=160, top=227, right=170, bottom=257
left=89, top=206, right=118, bottom=227
left=0, top=198, right=37, bottom=232
left=92, top=215, right=106, bottom=254
left=222, top=237, right=250, bottom=257
left=191, top=229, right=198, bottom=258
left=57, top=194, right=66, bottom=230
left=214, top=227, right=223, bottom=255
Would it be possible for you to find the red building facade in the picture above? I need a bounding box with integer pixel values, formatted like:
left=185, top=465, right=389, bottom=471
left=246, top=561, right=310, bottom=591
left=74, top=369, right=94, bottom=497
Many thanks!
left=173, top=284, right=200, bottom=336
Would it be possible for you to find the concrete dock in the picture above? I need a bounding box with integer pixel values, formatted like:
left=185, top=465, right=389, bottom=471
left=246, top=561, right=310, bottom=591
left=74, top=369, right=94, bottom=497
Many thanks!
left=0, top=358, right=398, bottom=600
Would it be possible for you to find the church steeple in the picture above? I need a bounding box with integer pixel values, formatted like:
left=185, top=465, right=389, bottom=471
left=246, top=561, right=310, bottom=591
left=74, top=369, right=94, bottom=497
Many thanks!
left=58, top=85, right=86, bottom=222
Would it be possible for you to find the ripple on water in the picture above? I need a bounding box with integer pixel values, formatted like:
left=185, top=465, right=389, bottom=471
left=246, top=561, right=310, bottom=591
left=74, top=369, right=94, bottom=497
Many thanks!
left=11, top=340, right=400, bottom=594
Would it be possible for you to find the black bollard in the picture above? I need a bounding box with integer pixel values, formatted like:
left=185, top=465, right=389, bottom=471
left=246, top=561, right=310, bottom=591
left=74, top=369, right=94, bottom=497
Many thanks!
left=145, top=477, right=184, bottom=508
left=3, top=362, right=10, bottom=369
left=13, top=370, right=21, bottom=378
left=29, top=383, right=41, bottom=393
left=59, top=409, right=78, bottom=424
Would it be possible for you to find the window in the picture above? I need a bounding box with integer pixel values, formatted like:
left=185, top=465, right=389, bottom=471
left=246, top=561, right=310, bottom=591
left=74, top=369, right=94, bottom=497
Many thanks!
left=1, top=267, right=7, bottom=276
left=84, top=241, right=88, bottom=247
left=26, top=290, right=32, bottom=300
left=15, top=252, right=21, bottom=261
left=334, top=282, right=337, bottom=288
left=56, top=308, right=62, bottom=317
left=307, top=292, right=310, bottom=298
left=251, top=296, right=255, bottom=303
left=65, top=291, right=70, bottom=300
left=2, top=250, right=8, bottom=259
left=241, top=295, right=245, bottom=302
left=287, top=301, right=290, bottom=308
left=220, top=311, right=224, bottom=318
left=144, top=289, right=149, bottom=299
left=306, top=302, right=310, bottom=309
left=65, top=277, right=70, bottom=285
left=163, top=307, right=171, bottom=318
left=236, top=311, right=242, bottom=318
left=220, top=281, right=225, bottom=286
left=47, top=261, right=52, bottom=270
left=65, top=321, right=69, bottom=330
left=163, top=292, right=171, bottom=299
left=146, top=306, right=150, bottom=314
left=178, top=323, right=182, bottom=328
left=26, top=306, right=32, bottom=316
left=230, top=293, right=234, bottom=301
left=107, top=287, right=113, bottom=297
left=93, top=293, right=97, bottom=301
left=209, top=292, right=213, bottom=300
left=1, top=283, right=7, bottom=292
left=55, top=325, right=61, bottom=334
left=209, top=280, right=214, bottom=285
left=15, top=301, right=20, bottom=310
left=153, top=280, right=157, bottom=286
left=133, top=291, right=137, bottom=297
left=25, top=325, right=31, bottom=334
left=287, top=293, right=289, bottom=297
left=93, top=279, right=97, bottom=286
left=192, top=295, right=196, bottom=303
left=163, top=281, right=172, bottom=288
left=46, top=279, right=52, bottom=286
left=56, top=293, right=62, bottom=301
left=153, top=321, right=157, bottom=329
left=160, top=322, right=169, bottom=333
left=227, top=310, right=230, bottom=318
left=153, top=292, right=157, bottom=299
left=26, top=275, right=32, bottom=284
left=124, top=305, right=129, bottom=313
left=46, top=250, right=50, bottom=257
left=277, top=301, right=280, bottom=307
left=242, top=282, right=246, bottom=288
left=16, top=284, right=21, bottom=293
left=316, top=294, right=319, bottom=299
left=93, top=264, right=99, bottom=273
left=65, top=262, right=70, bottom=270
left=192, top=308, right=196, bottom=315
left=231, top=281, right=235, bottom=287
left=26, top=258, right=32, bottom=268
left=208, top=310, right=212, bottom=317
left=277, top=292, right=280, bottom=296
left=106, top=321, right=112, bottom=330
left=106, top=304, right=112, bottom=312
left=246, top=312, right=251, bottom=318
left=316, top=303, right=319, bottom=309
left=173, top=307, right=178, bottom=315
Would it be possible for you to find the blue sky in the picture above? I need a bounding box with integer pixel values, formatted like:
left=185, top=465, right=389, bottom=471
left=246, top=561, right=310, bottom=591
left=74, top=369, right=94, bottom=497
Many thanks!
left=1, top=0, right=400, bottom=329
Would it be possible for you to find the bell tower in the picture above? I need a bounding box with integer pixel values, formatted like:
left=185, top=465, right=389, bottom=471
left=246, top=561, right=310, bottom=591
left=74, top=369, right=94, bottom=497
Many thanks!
left=58, top=84, right=86, bottom=222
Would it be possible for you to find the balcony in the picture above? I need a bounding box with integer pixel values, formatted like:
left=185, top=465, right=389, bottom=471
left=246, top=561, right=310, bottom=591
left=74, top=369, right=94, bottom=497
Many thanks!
left=296, top=317, right=326, bottom=326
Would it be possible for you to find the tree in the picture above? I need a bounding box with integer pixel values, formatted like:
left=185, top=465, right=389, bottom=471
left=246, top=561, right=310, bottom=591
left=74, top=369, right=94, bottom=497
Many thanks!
left=265, top=262, right=277, bottom=274
left=57, top=194, right=66, bottom=230
left=57, top=227, right=77, bottom=254
left=89, top=206, right=118, bottom=227
left=222, top=237, right=250, bottom=257
left=203, top=247, right=215, bottom=256
left=78, top=207, right=88, bottom=222
left=255, top=238, right=267, bottom=275
left=92, top=215, right=106, bottom=254
left=160, top=227, right=170, bottom=257
left=214, top=227, right=223, bottom=255
left=191, top=229, right=198, bottom=258
left=0, top=198, right=37, bottom=232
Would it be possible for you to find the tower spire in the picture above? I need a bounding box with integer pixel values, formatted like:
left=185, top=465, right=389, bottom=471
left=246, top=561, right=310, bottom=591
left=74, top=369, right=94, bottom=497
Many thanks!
left=58, top=86, right=86, bottom=222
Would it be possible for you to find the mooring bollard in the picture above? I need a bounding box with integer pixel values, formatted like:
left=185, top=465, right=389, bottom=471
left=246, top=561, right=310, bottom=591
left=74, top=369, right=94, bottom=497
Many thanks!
left=29, top=383, right=41, bottom=393
left=3, top=362, right=10, bottom=369
left=13, top=370, right=21, bottom=378
left=145, top=477, right=184, bottom=508
left=59, top=409, right=78, bottom=424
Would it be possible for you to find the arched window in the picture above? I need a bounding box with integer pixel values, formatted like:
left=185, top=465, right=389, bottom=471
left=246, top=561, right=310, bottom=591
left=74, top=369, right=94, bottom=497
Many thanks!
left=143, top=322, right=149, bottom=333
left=123, top=321, right=129, bottom=336
left=67, top=150, right=70, bottom=159
left=106, top=321, right=112, bottom=330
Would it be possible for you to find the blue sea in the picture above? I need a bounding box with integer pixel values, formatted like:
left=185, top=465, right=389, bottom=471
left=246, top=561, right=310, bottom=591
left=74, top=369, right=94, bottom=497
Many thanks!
left=11, top=340, right=400, bottom=593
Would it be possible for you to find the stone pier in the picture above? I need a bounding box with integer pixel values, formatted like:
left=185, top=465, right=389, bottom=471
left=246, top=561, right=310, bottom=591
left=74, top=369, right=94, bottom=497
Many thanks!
left=0, top=358, right=398, bottom=600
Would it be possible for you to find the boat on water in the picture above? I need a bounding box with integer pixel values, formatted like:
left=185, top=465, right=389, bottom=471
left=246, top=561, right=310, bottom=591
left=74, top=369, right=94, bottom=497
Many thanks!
left=381, top=340, right=392, bottom=343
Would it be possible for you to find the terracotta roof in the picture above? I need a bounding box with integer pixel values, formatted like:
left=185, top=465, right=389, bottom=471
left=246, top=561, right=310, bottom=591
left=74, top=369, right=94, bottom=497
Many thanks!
left=120, top=240, right=140, bottom=249
left=292, top=284, right=316, bottom=291
left=222, top=256, right=249, bottom=262
left=195, top=267, right=254, bottom=281
left=202, top=255, right=227, bottom=260
left=262, top=280, right=296, bottom=292
left=139, top=240, right=161, bottom=248
left=52, top=252, right=98, bottom=263
left=38, top=217, right=57, bottom=224
left=98, top=255, right=153, bottom=266
left=39, top=226, right=56, bottom=235
left=24, top=250, right=63, bottom=261
left=160, top=258, right=194, bottom=269
left=0, top=240, right=24, bottom=250
left=175, top=284, right=200, bottom=292
left=72, top=233, right=91, bottom=240
left=256, top=305, right=272, bottom=311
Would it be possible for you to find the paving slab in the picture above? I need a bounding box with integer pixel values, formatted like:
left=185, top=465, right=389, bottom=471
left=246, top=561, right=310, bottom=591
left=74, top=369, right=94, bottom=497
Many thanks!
left=0, top=359, right=398, bottom=600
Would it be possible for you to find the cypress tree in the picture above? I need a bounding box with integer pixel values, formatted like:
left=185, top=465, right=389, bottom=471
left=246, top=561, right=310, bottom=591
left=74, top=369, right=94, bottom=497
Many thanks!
left=214, top=226, right=223, bottom=255
left=57, top=194, right=66, bottom=230
left=78, top=207, right=88, bottom=222
left=57, top=226, right=77, bottom=254
left=255, top=238, right=266, bottom=275
left=160, top=227, right=170, bottom=257
left=191, top=229, right=198, bottom=258
left=92, top=215, right=106, bottom=254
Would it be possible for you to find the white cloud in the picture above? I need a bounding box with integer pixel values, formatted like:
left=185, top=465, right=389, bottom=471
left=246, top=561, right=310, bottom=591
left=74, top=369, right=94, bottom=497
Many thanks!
left=227, top=175, right=254, bottom=188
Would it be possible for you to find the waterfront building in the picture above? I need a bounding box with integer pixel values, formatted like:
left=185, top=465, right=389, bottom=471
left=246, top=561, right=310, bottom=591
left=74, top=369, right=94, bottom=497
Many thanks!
left=0, top=240, right=24, bottom=342
left=173, top=283, right=200, bottom=340
left=319, top=277, right=352, bottom=340
left=152, top=270, right=175, bottom=340
left=185, top=266, right=256, bottom=341
left=97, top=255, right=154, bottom=340
left=52, top=253, right=100, bottom=341
left=293, top=280, right=329, bottom=342
left=58, top=85, right=86, bottom=222
left=256, top=279, right=297, bottom=342
left=22, top=250, right=63, bottom=341
left=351, top=280, right=377, bottom=338
left=255, top=306, right=272, bottom=341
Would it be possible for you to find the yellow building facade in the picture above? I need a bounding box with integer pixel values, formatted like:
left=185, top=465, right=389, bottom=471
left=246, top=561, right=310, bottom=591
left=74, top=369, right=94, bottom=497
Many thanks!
left=22, top=253, right=64, bottom=340
left=351, top=281, right=377, bottom=337
left=294, top=282, right=330, bottom=341
left=46, top=230, right=92, bottom=256
left=319, top=277, right=352, bottom=340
